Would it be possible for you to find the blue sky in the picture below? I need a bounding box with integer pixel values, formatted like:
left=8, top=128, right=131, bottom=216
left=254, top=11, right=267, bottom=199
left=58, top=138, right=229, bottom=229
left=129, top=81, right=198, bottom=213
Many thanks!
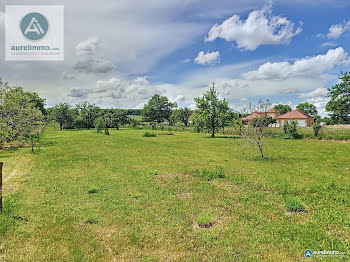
left=1, top=0, right=350, bottom=116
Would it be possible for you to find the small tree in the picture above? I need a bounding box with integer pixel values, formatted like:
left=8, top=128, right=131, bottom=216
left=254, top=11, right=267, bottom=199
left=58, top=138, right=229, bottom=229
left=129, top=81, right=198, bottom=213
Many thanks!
left=0, top=86, right=44, bottom=151
left=142, top=94, right=177, bottom=123
left=193, top=83, right=230, bottom=137
left=52, top=103, right=73, bottom=130
left=312, top=120, right=322, bottom=138
left=94, top=117, right=104, bottom=133
left=239, top=116, right=271, bottom=160
left=274, top=104, right=292, bottom=115
left=296, top=102, right=318, bottom=117
left=113, top=109, right=128, bottom=130
left=283, top=120, right=299, bottom=139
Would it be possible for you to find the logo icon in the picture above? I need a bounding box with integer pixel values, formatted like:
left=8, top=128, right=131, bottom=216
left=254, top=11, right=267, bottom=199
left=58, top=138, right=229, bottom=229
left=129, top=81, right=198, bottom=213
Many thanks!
left=304, top=249, right=313, bottom=258
left=20, top=12, right=49, bottom=41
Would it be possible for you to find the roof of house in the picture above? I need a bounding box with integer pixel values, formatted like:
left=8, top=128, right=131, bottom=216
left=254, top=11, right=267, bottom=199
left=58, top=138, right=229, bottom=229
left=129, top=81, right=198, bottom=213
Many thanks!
left=277, top=109, right=314, bottom=119
left=241, top=112, right=266, bottom=121
left=266, top=108, right=280, bottom=113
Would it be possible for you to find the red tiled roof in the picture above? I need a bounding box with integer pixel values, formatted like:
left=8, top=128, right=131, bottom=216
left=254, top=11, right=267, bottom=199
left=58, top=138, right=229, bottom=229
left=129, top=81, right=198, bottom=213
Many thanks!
left=266, top=108, right=280, bottom=113
left=277, top=109, right=314, bottom=119
left=241, top=112, right=266, bottom=121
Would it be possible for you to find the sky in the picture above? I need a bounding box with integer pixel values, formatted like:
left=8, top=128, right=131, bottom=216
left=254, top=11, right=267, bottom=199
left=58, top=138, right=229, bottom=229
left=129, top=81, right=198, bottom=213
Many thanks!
left=1, top=0, right=350, bottom=116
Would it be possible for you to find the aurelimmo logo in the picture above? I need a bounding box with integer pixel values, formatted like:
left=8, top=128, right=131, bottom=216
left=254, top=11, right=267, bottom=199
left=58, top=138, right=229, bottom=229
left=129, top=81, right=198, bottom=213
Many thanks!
left=20, top=12, right=49, bottom=41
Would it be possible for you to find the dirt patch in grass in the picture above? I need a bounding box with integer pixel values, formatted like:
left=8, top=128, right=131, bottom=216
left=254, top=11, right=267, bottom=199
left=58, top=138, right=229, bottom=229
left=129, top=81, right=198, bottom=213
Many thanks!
left=156, top=173, right=191, bottom=178
left=177, top=192, right=192, bottom=199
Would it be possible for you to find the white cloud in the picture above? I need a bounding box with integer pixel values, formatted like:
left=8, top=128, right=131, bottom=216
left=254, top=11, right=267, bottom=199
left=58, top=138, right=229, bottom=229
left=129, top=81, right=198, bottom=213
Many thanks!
left=327, top=21, right=350, bottom=39
left=321, top=41, right=337, bottom=47
left=182, top=58, right=191, bottom=63
left=299, top=88, right=328, bottom=99
left=73, top=37, right=114, bottom=74
left=205, top=3, right=302, bottom=50
left=242, top=47, right=347, bottom=80
left=194, top=51, right=220, bottom=65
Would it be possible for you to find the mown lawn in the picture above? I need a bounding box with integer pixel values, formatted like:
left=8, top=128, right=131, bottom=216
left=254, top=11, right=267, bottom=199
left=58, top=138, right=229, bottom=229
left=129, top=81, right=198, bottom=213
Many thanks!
left=0, top=128, right=349, bottom=261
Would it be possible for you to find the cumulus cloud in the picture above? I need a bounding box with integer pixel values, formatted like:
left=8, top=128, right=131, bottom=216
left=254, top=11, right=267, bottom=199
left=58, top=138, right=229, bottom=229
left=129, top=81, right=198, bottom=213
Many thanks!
left=194, top=51, right=220, bottom=65
left=327, top=21, right=350, bottom=39
left=299, top=88, right=328, bottom=99
left=73, top=37, right=114, bottom=74
left=66, top=76, right=158, bottom=107
left=242, top=47, right=347, bottom=80
left=205, top=3, right=302, bottom=50
left=61, top=72, right=77, bottom=80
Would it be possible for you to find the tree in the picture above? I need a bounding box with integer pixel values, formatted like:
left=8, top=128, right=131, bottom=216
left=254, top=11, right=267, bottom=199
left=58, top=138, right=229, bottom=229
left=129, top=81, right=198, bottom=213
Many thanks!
left=94, top=117, right=104, bottom=133
left=239, top=116, right=271, bottom=160
left=296, top=102, right=318, bottom=117
left=193, top=83, right=230, bottom=137
left=313, top=120, right=322, bottom=138
left=113, top=109, right=128, bottom=130
left=283, top=120, right=299, bottom=139
left=171, top=107, right=192, bottom=126
left=142, top=94, right=177, bottom=123
left=274, top=104, right=292, bottom=115
left=0, top=86, right=44, bottom=151
left=76, top=102, right=101, bottom=129
left=326, top=72, right=350, bottom=124
left=52, top=103, right=73, bottom=130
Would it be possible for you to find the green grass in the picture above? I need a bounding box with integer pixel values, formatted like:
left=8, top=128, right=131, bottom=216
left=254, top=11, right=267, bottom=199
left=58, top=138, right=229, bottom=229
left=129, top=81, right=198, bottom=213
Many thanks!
left=143, top=131, right=157, bottom=137
left=0, top=127, right=350, bottom=261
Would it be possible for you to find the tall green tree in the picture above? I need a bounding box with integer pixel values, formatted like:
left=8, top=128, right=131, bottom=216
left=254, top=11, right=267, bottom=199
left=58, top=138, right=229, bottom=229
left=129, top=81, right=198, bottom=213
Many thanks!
left=76, top=102, right=101, bottom=129
left=0, top=86, right=44, bottom=150
left=296, top=102, right=318, bottom=117
left=171, top=107, right=192, bottom=126
left=326, top=72, right=350, bottom=124
left=113, top=109, right=129, bottom=130
left=193, top=83, right=230, bottom=137
left=142, top=94, right=177, bottom=123
left=52, top=103, right=73, bottom=130
left=274, top=104, right=292, bottom=115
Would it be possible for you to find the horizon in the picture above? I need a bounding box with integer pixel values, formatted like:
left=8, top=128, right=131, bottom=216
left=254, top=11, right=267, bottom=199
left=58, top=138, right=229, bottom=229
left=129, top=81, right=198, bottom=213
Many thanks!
left=1, top=0, right=350, bottom=117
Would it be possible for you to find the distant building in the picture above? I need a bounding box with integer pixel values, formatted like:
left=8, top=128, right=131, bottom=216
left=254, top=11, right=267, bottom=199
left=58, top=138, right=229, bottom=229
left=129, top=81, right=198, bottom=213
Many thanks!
left=277, top=110, right=314, bottom=127
left=241, top=108, right=280, bottom=124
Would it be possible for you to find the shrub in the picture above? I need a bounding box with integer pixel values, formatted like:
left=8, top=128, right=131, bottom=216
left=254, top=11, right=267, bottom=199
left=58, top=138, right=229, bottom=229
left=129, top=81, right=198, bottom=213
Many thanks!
left=312, top=120, right=322, bottom=138
left=94, top=117, right=104, bottom=133
left=143, top=131, right=156, bottom=137
left=88, top=187, right=98, bottom=194
left=285, top=197, right=305, bottom=212
left=196, top=212, right=213, bottom=228
left=194, top=166, right=225, bottom=181
left=283, top=120, right=299, bottom=139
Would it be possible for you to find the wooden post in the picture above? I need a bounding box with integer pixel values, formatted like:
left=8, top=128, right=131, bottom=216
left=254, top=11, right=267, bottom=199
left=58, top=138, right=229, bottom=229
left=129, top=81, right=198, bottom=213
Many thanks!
left=0, top=162, right=3, bottom=214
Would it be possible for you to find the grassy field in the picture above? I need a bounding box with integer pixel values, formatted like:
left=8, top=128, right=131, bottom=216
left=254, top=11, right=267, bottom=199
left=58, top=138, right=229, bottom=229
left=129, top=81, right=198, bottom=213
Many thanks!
left=0, top=128, right=350, bottom=261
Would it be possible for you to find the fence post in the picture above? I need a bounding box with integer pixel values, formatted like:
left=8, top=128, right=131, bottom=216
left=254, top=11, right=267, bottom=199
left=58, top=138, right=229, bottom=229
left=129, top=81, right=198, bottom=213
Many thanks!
left=0, top=162, right=3, bottom=214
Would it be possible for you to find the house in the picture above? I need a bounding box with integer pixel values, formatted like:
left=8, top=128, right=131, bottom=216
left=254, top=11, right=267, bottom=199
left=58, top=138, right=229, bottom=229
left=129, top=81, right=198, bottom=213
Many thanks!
left=241, top=111, right=266, bottom=124
left=241, top=108, right=281, bottom=124
left=266, top=108, right=281, bottom=118
left=277, top=110, right=314, bottom=127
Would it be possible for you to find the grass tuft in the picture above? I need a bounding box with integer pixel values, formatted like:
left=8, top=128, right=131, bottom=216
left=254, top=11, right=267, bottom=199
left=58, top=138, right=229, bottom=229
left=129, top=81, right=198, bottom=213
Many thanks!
left=87, top=187, right=99, bottom=194
left=193, top=166, right=225, bottom=181
left=143, top=131, right=157, bottom=137
left=285, top=197, right=306, bottom=212
left=196, top=212, right=213, bottom=228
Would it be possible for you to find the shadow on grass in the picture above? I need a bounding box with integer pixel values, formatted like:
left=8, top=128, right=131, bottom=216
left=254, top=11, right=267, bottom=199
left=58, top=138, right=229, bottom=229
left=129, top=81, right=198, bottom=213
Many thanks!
left=205, top=135, right=242, bottom=139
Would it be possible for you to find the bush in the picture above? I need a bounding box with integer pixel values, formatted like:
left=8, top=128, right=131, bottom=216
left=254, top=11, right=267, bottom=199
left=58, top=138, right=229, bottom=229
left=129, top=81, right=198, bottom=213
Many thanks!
left=143, top=131, right=156, bottom=137
left=194, top=166, right=225, bottom=181
left=313, top=121, right=322, bottom=138
left=94, top=117, right=104, bottom=133
left=285, top=197, right=305, bottom=212
left=196, top=212, right=213, bottom=228
left=283, top=120, right=299, bottom=139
